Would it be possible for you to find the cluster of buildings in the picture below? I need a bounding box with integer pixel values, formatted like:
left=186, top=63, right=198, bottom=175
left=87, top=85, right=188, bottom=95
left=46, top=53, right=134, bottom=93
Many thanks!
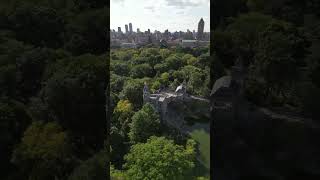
left=110, top=18, right=210, bottom=48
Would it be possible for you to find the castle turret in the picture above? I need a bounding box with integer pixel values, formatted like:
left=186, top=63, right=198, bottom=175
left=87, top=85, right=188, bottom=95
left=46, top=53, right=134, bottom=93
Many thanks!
left=143, top=82, right=150, bottom=103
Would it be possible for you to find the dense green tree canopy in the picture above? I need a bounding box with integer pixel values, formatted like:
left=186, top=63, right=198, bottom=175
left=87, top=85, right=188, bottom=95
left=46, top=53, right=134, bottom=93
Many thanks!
left=128, top=103, right=160, bottom=143
left=12, top=121, right=74, bottom=180
left=109, top=46, right=210, bottom=178
left=119, top=79, right=145, bottom=110
left=112, top=100, right=134, bottom=136
left=0, top=100, right=31, bottom=178
left=249, top=19, right=310, bottom=104
left=40, top=54, right=107, bottom=153
left=124, top=136, right=196, bottom=180
left=0, top=0, right=109, bottom=179
left=68, top=150, right=108, bottom=180
left=7, top=4, right=65, bottom=48
left=130, top=63, right=154, bottom=78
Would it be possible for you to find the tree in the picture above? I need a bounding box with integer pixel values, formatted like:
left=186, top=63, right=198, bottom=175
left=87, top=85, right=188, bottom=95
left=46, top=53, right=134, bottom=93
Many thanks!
left=130, top=63, right=154, bottom=78
left=114, top=49, right=137, bottom=61
left=16, top=47, right=56, bottom=101
left=0, top=100, right=31, bottom=179
left=0, top=38, right=33, bottom=98
left=65, top=8, right=108, bottom=55
left=212, top=0, right=248, bottom=29
left=128, top=103, right=160, bottom=143
left=110, top=126, right=128, bottom=169
left=7, top=4, right=65, bottom=48
left=226, top=13, right=274, bottom=65
left=41, top=54, right=107, bottom=153
left=212, top=30, right=236, bottom=68
left=12, top=121, right=75, bottom=180
left=0, top=1, right=111, bottom=179
left=110, top=92, right=120, bottom=114
left=182, top=54, right=197, bottom=66
left=165, top=54, right=185, bottom=70
left=159, top=72, right=170, bottom=86
left=72, top=0, right=108, bottom=10
left=196, top=177, right=209, bottom=180
left=119, top=79, right=144, bottom=109
left=110, top=74, right=126, bottom=94
left=181, top=66, right=208, bottom=96
left=244, top=76, right=268, bottom=105
left=253, top=20, right=310, bottom=101
left=0, top=63, right=16, bottom=98
left=111, top=62, right=130, bottom=76
left=113, top=100, right=133, bottom=117
left=246, top=0, right=276, bottom=12
left=149, top=55, right=163, bottom=67
left=140, top=48, right=160, bottom=57
left=247, top=0, right=307, bottom=25
left=111, top=163, right=126, bottom=180
left=123, top=136, right=196, bottom=180
left=159, top=49, right=171, bottom=59
left=172, top=70, right=185, bottom=83
left=131, top=56, right=149, bottom=65
left=68, top=150, right=108, bottom=180
left=64, top=34, right=89, bottom=56
left=196, top=53, right=210, bottom=69
left=154, top=62, right=170, bottom=74
left=151, top=80, right=161, bottom=92
left=112, top=100, right=134, bottom=135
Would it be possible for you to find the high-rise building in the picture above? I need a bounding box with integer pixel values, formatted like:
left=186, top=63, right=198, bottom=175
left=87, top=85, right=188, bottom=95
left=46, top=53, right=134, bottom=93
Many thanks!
left=125, top=24, right=129, bottom=34
left=137, top=28, right=140, bottom=33
left=197, top=18, right=204, bottom=40
left=129, top=23, right=133, bottom=33
left=118, top=27, right=121, bottom=33
left=148, top=29, right=150, bottom=34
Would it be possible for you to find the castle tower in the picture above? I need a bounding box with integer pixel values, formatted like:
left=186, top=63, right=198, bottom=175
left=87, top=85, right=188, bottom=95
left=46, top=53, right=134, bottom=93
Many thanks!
left=143, top=82, right=150, bottom=103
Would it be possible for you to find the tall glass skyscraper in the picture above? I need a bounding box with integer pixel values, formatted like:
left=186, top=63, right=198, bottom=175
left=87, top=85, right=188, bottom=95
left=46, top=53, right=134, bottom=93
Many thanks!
left=197, top=18, right=204, bottom=40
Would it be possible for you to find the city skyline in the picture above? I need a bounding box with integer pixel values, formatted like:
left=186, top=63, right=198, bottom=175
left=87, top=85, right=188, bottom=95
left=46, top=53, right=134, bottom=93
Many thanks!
left=111, top=0, right=210, bottom=32
left=112, top=19, right=208, bottom=33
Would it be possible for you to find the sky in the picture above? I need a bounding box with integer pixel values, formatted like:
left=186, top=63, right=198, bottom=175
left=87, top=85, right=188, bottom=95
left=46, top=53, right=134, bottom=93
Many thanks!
left=110, top=0, right=210, bottom=32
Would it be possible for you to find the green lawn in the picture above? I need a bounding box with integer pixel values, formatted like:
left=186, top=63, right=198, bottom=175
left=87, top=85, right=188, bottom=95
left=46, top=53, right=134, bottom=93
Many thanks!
left=190, top=129, right=210, bottom=171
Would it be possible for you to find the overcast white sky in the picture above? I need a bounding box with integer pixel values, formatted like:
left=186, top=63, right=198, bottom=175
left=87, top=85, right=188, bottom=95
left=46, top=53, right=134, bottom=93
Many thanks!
left=110, top=0, right=210, bottom=32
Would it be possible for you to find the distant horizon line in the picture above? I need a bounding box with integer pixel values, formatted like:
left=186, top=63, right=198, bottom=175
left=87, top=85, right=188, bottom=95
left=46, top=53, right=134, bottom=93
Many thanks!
left=110, top=28, right=210, bottom=33
left=110, top=18, right=209, bottom=33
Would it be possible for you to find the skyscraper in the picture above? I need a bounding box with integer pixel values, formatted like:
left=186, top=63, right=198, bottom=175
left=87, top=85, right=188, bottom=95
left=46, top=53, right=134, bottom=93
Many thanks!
left=125, top=24, right=129, bottom=34
left=197, top=18, right=204, bottom=40
left=129, top=23, right=133, bottom=33
left=137, top=28, right=140, bottom=33
left=118, top=27, right=121, bottom=33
